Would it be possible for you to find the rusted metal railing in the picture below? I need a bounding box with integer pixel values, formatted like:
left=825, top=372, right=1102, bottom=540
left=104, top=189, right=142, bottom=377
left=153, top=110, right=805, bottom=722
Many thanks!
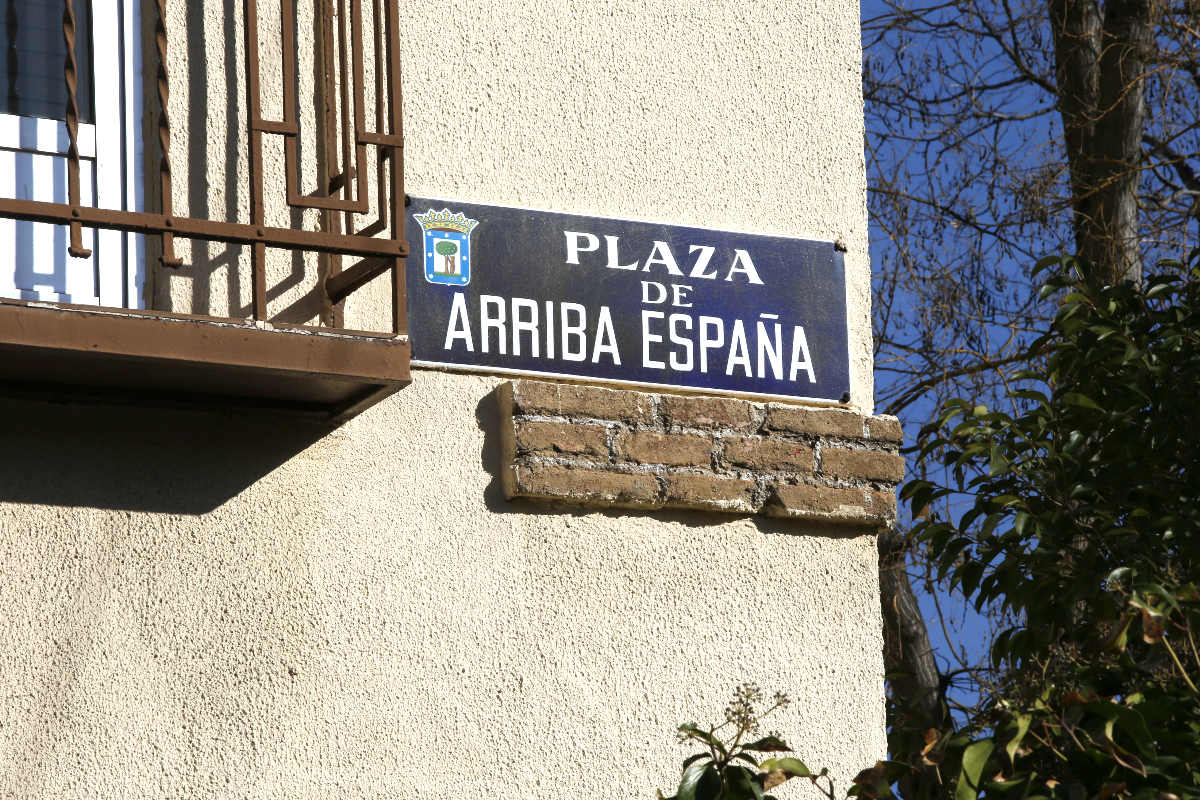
left=0, top=0, right=407, bottom=335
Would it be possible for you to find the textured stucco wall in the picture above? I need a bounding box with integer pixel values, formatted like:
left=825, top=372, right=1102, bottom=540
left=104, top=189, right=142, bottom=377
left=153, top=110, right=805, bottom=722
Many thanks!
left=384, top=0, right=875, bottom=409
left=0, top=1, right=883, bottom=798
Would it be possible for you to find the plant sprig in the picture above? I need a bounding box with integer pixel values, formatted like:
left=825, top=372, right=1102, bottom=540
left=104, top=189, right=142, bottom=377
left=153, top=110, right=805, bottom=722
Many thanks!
left=659, top=684, right=835, bottom=800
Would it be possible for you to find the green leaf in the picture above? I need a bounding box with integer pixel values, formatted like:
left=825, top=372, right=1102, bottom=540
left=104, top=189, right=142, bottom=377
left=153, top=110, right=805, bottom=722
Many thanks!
left=742, top=736, right=791, bottom=753
left=723, top=766, right=763, bottom=800
left=1135, top=582, right=1183, bottom=614
left=1033, top=255, right=1063, bottom=274
left=1105, top=566, right=1132, bottom=586
left=1146, top=280, right=1175, bottom=298
left=1012, top=389, right=1049, bottom=405
left=1102, top=614, right=1133, bottom=654
left=1006, top=714, right=1032, bottom=763
left=954, top=740, right=995, bottom=800
left=1063, top=392, right=1102, bottom=411
left=678, top=761, right=722, bottom=800
left=1114, top=706, right=1157, bottom=758
left=979, top=512, right=1003, bottom=539
left=958, top=560, right=985, bottom=598
left=904, top=482, right=937, bottom=517
left=758, top=758, right=811, bottom=779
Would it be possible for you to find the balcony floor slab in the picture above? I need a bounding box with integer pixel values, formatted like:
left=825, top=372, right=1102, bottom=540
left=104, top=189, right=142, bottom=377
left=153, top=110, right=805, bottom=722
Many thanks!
left=0, top=298, right=410, bottom=422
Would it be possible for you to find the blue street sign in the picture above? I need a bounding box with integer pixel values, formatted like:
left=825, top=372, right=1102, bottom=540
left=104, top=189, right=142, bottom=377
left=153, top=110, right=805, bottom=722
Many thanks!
left=405, top=197, right=850, bottom=403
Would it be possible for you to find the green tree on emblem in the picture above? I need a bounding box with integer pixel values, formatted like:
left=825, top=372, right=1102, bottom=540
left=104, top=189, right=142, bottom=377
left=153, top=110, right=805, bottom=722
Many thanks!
left=435, top=240, right=459, bottom=274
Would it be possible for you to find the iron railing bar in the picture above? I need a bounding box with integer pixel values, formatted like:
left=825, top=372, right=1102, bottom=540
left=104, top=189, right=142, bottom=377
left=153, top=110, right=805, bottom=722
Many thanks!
left=373, top=0, right=383, bottom=136
left=320, top=0, right=341, bottom=193
left=0, top=197, right=408, bottom=259
left=252, top=119, right=299, bottom=135
left=280, top=0, right=297, bottom=133
left=337, top=0, right=352, bottom=226
left=154, top=0, right=182, bottom=265
left=349, top=0, right=368, bottom=226
left=245, top=0, right=299, bottom=135
left=385, top=0, right=405, bottom=335
left=63, top=0, right=91, bottom=258
left=244, top=0, right=268, bottom=320
left=335, top=0, right=370, bottom=228
left=2, top=0, right=408, bottom=337
left=356, top=0, right=400, bottom=148
left=283, top=0, right=368, bottom=215
left=325, top=256, right=388, bottom=304
left=358, top=132, right=403, bottom=146
left=318, top=0, right=345, bottom=327
left=283, top=0, right=369, bottom=215
left=279, top=0, right=304, bottom=219
left=349, top=0, right=389, bottom=239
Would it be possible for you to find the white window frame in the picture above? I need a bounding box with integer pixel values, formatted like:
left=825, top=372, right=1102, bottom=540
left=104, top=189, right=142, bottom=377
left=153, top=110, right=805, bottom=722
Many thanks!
left=0, top=0, right=143, bottom=308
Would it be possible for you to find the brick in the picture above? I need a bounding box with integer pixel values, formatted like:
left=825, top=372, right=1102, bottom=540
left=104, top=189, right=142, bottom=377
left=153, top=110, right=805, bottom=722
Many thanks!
left=867, top=415, right=904, bottom=444
left=870, top=490, right=898, bottom=520
left=770, top=483, right=868, bottom=515
left=617, top=431, right=713, bottom=466
left=660, top=394, right=757, bottom=431
left=514, top=420, right=608, bottom=458
left=723, top=437, right=814, bottom=472
left=663, top=473, right=759, bottom=513
left=764, top=483, right=883, bottom=527
left=765, top=404, right=865, bottom=439
left=509, top=380, right=653, bottom=423
left=507, top=464, right=661, bottom=507
left=820, top=447, right=906, bottom=482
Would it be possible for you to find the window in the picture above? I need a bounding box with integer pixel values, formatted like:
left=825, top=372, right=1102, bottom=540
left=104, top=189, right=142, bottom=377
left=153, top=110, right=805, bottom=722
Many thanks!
left=0, top=0, right=142, bottom=307
left=0, top=0, right=410, bottom=421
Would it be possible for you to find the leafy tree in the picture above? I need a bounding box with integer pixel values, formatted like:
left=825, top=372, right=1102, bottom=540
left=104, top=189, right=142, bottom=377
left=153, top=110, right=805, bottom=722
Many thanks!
left=864, top=1, right=1199, bottom=784
left=663, top=5, right=1199, bottom=794
left=659, top=256, right=1199, bottom=800
left=881, top=253, right=1200, bottom=800
left=866, top=0, right=1198, bottom=413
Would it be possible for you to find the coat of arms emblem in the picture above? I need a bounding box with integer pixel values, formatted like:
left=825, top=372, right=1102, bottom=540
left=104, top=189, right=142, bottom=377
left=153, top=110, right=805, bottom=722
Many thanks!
left=413, top=208, right=478, bottom=286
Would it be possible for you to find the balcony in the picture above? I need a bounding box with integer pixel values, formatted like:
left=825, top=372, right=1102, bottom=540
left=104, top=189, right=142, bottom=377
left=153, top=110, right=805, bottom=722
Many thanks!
left=0, top=0, right=409, bottom=422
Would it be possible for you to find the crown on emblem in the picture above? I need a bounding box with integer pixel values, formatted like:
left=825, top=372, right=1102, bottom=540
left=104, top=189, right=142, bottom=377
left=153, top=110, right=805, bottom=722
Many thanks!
left=413, top=208, right=478, bottom=234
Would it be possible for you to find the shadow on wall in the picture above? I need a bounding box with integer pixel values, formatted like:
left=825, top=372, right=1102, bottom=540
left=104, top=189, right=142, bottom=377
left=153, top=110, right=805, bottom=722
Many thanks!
left=162, top=0, right=320, bottom=322
left=0, top=396, right=328, bottom=515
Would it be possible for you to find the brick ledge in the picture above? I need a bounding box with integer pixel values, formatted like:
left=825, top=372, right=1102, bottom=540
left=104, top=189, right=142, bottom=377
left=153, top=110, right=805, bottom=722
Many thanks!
left=498, top=380, right=904, bottom=529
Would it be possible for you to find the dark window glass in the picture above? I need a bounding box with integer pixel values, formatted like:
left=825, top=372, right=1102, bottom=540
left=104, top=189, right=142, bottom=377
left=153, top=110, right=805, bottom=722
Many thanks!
left=0, top=0, right=94, bottom=124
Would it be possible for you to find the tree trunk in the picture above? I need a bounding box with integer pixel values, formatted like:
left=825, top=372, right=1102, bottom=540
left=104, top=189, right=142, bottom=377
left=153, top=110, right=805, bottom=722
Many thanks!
left=879, top=528, right=945, bottom=799
left=1051, top=0, right=1160, bottom=283
left=879, top=529, right=941, bottom=724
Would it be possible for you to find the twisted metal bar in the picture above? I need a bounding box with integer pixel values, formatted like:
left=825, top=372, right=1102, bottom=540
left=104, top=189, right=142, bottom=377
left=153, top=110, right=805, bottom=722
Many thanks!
left=63, top=0, right=91, bottom=258
left=155, top=0, right=182, bottom=266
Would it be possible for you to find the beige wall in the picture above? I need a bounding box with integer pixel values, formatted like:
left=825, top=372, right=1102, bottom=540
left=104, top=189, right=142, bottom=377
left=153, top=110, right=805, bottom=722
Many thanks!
left=394, top=0, right=874, bottom=410
left=0, top=1, right=883, bottom=798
